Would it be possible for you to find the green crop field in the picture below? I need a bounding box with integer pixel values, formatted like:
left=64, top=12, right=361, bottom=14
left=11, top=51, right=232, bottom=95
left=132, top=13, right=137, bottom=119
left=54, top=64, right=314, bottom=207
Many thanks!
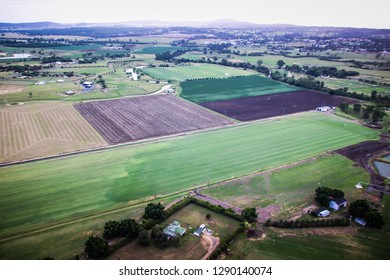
left=0, top=112, right=378, bottom=259
left=180, top=75, right=300, bottom=103
left=135, top=46, right=191, bottom=54
left=202, top=154, right=369, bottom=219
left=0, top=102, right=107, bottom=163
left=142, top=64, right=254, bottom=81
left=226, top=227, right=390, bottom=260
left=316, top=77, right=390, bottom=95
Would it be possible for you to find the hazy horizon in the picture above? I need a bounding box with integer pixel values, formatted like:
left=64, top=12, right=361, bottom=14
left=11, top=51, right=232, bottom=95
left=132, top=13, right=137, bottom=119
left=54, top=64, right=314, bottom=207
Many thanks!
left=1, top=0, right=389, bottom=29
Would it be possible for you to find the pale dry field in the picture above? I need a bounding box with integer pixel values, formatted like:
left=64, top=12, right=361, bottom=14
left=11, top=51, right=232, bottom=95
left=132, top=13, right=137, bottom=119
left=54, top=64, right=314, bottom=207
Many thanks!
left=0, top=102, right=107, bottom=163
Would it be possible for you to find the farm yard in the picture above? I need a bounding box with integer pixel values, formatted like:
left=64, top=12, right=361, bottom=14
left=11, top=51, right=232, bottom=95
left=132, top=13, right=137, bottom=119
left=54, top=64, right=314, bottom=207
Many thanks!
left=74, top=94, right=233, bottom=144
left=180, top=75, right=300, bottom=103
left=0, top=102, right=107, bottom=163
left=200, top=90, right=356, bottom=121
left=141, top=64, right=254, bottom=81
left=108, top=203, right=240, bottom=260
left=0, top=112, right=378, bottom=259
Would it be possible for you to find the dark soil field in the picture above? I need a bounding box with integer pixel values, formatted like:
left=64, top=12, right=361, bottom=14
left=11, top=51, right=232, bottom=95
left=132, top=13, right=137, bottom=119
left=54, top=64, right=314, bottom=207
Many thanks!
left=200, top=90, right=356, bottom=121
left=74, top=94, right=233, bottom=144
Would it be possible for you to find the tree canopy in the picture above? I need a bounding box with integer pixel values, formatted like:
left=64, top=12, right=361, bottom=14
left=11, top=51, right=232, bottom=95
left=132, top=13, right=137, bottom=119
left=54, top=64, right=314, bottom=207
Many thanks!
left=144, top=202, right=166, bottom=221
left=241, top=207, right=258, bottom=223
left=84, top=235, right=109, bottom=260
left=315, top=186, right=345, bottom=206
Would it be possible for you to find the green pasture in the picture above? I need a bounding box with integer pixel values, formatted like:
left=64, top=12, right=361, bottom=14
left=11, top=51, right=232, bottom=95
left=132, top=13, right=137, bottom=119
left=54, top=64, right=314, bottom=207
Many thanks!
left=142, top=64, right=254, bottom=82
left=0, top=112, right=378, bottom=251
left=0, top=194, right=182, bottom=260
left=0, top=79, right=79, bottom=104
left=180, top=75, right=299, bottom=103
left=142, top=67, right=190, bottom=81
left=202, top=154, right=369, bottom=219
left=316, top=77, right=390, bottom=95
left=135, top=46, right=191, bottom=55
left=46, top=66, right=111, bottom=75
left=226, top=227, right=390, bottom=260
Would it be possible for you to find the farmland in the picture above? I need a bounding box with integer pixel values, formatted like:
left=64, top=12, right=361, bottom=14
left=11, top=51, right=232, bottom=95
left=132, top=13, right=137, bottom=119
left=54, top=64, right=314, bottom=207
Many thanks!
left=200, top=90, right=356, bottom=121
left=141, top=64, right=254, bottom=81
left=135, top=46, right=192, bottom=54
left=0, top=102, right=107, bottom=163
left=202, top=154, right=370, bottom=219
left=225, top=227, right=390, bottom=260
left=74, top=94, right=233, bottom=144
left=180, top=75, right=299, bottom=103
left=0, top=112, right=378, bottom=257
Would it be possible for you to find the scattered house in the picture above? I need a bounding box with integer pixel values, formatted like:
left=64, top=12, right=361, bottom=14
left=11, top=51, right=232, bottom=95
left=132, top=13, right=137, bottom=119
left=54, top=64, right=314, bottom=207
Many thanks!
left=354, top=217, right=367, bottom=226
left=312, top=207, right=331, bottom=217
left=56, top=80, right=64, bottom=83
left=65, top=90, right=74, bottom=95
left=34, top=81, right=46, bottom=85
left=82, top=81, right=94, bottom=88
left=316, top=106, right=331, bottom=112
left=163, top=221, right=186, bottom=238
left=329, top=197, right=348, bottom=211
left=194, top=224, right=206, bottom=237
left=165, top=88, right=175, bottom=94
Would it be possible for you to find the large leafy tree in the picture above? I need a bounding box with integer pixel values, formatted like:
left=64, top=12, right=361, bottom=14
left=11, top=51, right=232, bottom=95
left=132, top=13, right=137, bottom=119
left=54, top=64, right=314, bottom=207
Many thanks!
left=365, top=210, right=385, bottom=228
left=348, top=199, right=371, bottom=218
left=144, top=202, right=166, bottom=220
left=241, top=207, right=258, bottom=223
left=84, top=235, right=109, bottom=260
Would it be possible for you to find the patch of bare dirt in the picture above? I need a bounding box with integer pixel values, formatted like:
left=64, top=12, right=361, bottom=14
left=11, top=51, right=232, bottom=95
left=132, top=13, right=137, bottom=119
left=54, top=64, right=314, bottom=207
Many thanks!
left=0, top=85, right=24, bottom=94
left=201, top=234, right=220, bottom=260
left=257, top=205, right=281, bottom=222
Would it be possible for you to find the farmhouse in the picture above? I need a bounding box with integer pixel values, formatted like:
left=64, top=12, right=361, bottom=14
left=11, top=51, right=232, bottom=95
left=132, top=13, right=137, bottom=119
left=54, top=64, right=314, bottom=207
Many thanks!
left=316, top=106, right=331, bottom=112
left=163, top=221, right=186, bottom=238
left=35, top=81, right=46, bottom=85
left=82, top=81, right=94, bottom=88
left=194, top=224, right=206, bottom=237
left=329, top=197, right=348, bottom=211
left=312, top=207, right=331, bottom=217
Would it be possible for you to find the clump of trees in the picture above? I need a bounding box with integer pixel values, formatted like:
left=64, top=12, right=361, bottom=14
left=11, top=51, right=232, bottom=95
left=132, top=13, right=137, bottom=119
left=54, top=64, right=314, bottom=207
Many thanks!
left=315, top=186, right=344, bottom=207
left=241, top=207, right=258, bottom=223
left=84, top=235, right=109, bottom=259
left=263, top=218, right=350, bottom=228
left=349, top=200, right=384, bottom=228
left=102, top=218, right=141, bottom=240
left=143, top=202, right=166, bottom=221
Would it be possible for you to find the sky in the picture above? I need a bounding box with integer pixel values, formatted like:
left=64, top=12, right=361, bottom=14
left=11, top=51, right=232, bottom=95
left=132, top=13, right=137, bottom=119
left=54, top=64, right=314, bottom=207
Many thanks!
left=1, top=0, right=389, bottom=29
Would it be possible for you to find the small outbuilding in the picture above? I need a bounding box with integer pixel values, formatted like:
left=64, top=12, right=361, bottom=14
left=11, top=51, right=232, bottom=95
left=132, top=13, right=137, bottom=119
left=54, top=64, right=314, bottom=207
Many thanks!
left=316, top=106, right=331, bottom=112
left=354, top=217, right=367, bottom=226
left=312, top=207, right=331, bottom=217
left=194, top=224, right=206, bottom=237
left=329, top=197, right=348, bottom=211
left=163, top=221, right=186, bottom=238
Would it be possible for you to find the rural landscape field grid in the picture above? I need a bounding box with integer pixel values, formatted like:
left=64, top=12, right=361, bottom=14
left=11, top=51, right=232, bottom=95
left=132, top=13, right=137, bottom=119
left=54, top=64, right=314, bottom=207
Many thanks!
left=0, top=17, right=390, bottom=261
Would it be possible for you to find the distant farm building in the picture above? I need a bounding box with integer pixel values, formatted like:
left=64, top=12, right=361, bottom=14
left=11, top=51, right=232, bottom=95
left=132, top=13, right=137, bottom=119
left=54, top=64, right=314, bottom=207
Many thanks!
left=35, top=81, right=46, bottom=85
left=194, top=224, right=206, bottom=237
left=65, top=90, right=75, bottom=95
left=312, top=207, right=331, bottom=217
left=329, top=197, right=347, bottom=211
left=56, top=80, right=64, bottom=83
left=163, top=221, right=186, bottom=238
left=82, top=81, right=94, bottom=88
left=165, top=88, right=175, bottom=94
left=316, top=106, right=331, bottom=112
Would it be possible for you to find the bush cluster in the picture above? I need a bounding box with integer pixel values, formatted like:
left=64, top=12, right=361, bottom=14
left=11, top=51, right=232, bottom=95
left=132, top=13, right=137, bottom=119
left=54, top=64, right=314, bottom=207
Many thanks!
left=263, top=218, right=350, bottom=228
